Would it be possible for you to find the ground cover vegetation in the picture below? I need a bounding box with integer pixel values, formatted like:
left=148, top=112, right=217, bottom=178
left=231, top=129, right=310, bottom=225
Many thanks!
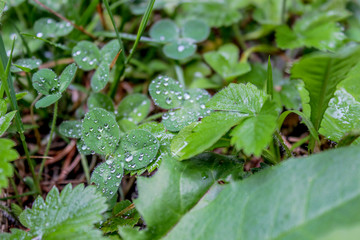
left=1, top=0, right=360, bottom=239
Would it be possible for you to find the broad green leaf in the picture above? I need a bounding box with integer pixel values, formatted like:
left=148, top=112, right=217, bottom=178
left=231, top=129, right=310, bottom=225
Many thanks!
left=161, top=145, right=360, bottom=240
left=204, top=44, right=251, bottom=81
left=58, top=63, right=77, bottom=92
left=0, top=111, right=16, bottom=136
left=5, top=0, right=25, bottom=7
left=291, top=44, right=360, bottom=130
left=59, top=120, right=82, bottom=138
left=18, top=184, right=107, bottom=240
left=0, top=139, right=19, bottom=193
left=320, top=88, right=360, bottom=144
left=117, top=129, right=160, bottom=170
left=100, top=39, right=121, bottom=64
left=163, top=39, right=196, bottom=60
left=30, top=0, right=68, bottom=12
left=35, top=93, right=62, bottom=109
left=0, top=228, right=31, bottom=240
left=181, top=19, right=210, bottom=43
left=230, top=101, right=279, bottom=156
left=11, top=58, right=42, bottom=73
left=251, top=0, right=284, bottom=25
left=91, top=157, right=123, bottom=199
left=87, top=92, right=115, bottom=112
left=276, top=6, right=350, bottom=51
left=181, top=1, right=241, bottom=27
left=32, top=68, right=58, bottom=95
left=117, top=93, right=151, bottom=124
left=72, top=41, right=101, bottom=71
left=82, top=108, right=120, bottom=155
left=119, top=153, right=244, bottom=239
left=207, top=83, right=267, bottom=114
left=101, top=200, right=140, bottom=234
left=149, top=19, right=179, bottom=43
left=171, top=111, right=245, bottom=160
left=33, top=18, right=73, bottom=39
left=149, top=75, right=184, bottom=109
left=162, top=89, right=211, bottom=132
left=91, top=61, right=110, bottom=92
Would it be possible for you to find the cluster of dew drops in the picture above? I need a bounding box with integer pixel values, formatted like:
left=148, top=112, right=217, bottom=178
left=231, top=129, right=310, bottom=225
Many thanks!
left=152, top=75, right=183, bottom=105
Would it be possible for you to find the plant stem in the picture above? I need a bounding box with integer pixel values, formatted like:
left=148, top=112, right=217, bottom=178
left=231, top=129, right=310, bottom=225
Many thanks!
left=103, top=0, right=126, bottom=62
left=126, top=0, right=156, bottom=64
left=175, top=64, right=185, bottom=88
left=290, top=135, right=310, bottom=151
left=0, top=36, right=40, bottom=194
left=80, top=154, right=90, bottom=184
left=232, top=24, right=246, bottom=50
left=9, top=178, right=23, bottom=208
left=38, top=101, right=59, bottom=182
left=275, top=131, right=293, bottom=159
left=0, top=191, right=37, bottom=201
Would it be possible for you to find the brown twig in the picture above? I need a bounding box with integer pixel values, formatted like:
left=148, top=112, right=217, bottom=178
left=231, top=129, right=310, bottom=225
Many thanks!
left=32, top=0, right=97, bottom=40
left=110, top=50, right=122, bottom=69
left=58, top=153, right=81, bottom=181
left=114, top=203, right=135, bottom=218
left=44, top=140, right=76, bottom=165
left=97, top=3, right=107, bottom=30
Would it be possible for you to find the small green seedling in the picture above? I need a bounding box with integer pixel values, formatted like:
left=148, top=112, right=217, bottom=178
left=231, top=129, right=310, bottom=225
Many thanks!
left=32, top=63, right=77, bottom=108
left=72, top=40, right=120, bottom=92
left=149, top=19, right=210, bottom=59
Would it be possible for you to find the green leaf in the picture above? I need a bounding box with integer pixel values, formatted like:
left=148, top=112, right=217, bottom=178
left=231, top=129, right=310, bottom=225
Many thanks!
left=320, top=88, right=360, bottom=144
left=35, top=93, right=62, bottom=109
left=207, top=83, right=267, bottom=114
left=59, top=120, right=82, bottom=139
left=276, top=6, right=350, bottom=51
left=34, top=18, right=73, bottom=39
left=90, top=157, right=123, bottom=199
left=76, top=138, right=92, bottom=155
left=181, top=1, right=242, bottom=27
left=32, top=68, right=58, bottom=95
left=58, top=63, right=77, bottom=93
left=117, top=93, right=151, bottom=124
left=181, top=19, right=210, bottom=43
left=230, top=100, right=279, bottom=156
left=100, top=39, right=121, bottom=64
left=163, top=39, right=197, bottom=60
left=82, top=108, right=121, bottom=155
left=117, top=129, right=160, bottom=170
left=18, top=184, right=107, bottom=240
left=160, top=146, right=360, bottom=240
left=101, top=200, right=140, bottom=233
left=0, top=139, right=19, bottom=193
left=149, top=75, right=184, bottom=109
left=136, top=122, right=175, bottom=175
left=72, top=41, right=101, bottom=71
left=171, top=111, right=244, bottom=160
left=291, top=44, right=360, bottom=130
left=91, top=61, right=110, bottom=92
left=0, top=228, right=31, bottom=240
left=119, top=153, right=243, bottom=239
left=162, top=89, right=211, bottom=132
left=149, top=19, right=179, bottom=43
left=0, top=111, right=16, bottom=136
left=87, top=92, right=115, bottom=112
left=11, top=58, right=42, bottom=73
left=204, top=44, right=251, bottom=81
